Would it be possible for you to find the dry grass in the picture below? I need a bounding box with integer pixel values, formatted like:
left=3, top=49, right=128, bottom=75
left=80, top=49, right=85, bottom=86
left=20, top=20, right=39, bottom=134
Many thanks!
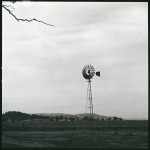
left=2, top=127, right=148, bottom=148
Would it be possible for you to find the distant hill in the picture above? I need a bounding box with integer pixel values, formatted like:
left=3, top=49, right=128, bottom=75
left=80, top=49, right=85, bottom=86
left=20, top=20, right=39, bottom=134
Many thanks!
left=2, top=111, right=123, bottom=121
left=2, top=111, right=49, bottom=121
left=36, top=113, right=116, bottom=120
left=36, top=113, right=77, bottom=118
left=76, top=113, right=110, bottom=119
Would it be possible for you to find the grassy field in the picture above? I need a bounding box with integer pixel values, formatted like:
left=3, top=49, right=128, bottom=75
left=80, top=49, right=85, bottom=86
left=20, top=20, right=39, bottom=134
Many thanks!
left=2, top=120, right=148, bottom=148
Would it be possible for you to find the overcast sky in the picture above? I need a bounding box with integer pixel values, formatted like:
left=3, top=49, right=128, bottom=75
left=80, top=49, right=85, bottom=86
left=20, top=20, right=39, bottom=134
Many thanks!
left=2, top=2, right=148, bottom=119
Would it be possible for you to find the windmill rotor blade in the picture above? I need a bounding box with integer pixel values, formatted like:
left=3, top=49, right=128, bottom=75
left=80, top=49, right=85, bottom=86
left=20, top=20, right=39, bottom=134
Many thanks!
left=96, top=71, right=100, bottom=77
left=82, top=65, right=95, bottom=80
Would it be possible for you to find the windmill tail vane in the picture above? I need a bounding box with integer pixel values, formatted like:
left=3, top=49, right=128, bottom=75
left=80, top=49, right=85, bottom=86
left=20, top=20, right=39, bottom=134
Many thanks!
left=96, top=71, right=100, bottom=77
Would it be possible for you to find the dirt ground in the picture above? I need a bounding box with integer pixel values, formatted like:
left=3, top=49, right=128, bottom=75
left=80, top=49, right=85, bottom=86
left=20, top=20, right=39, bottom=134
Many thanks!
left=2, top=128, right=148, bottom=148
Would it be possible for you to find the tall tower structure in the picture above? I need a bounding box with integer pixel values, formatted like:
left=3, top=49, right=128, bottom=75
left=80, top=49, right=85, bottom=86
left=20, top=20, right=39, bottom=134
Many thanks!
left=86, top=79, right=93, bottom=120
left=82, top=65, right=100, bottom=127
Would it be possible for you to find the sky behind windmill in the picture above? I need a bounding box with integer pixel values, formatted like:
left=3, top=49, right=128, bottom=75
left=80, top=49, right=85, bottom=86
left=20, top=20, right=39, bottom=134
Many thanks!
left=2, top=2, right=148, bottom=119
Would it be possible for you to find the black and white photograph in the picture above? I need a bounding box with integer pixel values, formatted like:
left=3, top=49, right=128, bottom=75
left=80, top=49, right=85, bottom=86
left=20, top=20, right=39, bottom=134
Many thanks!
left=2, top=1, right=148, bottom=148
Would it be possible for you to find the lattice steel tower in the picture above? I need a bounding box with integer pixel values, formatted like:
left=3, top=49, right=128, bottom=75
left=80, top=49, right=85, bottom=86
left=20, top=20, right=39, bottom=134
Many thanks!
left=82, top=65, right=100, bottom=127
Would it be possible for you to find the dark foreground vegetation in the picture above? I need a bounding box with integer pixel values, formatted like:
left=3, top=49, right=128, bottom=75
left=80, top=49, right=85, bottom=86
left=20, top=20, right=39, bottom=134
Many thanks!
left=2, top=111, right=148, bottom=148
left=2, top=128, right=148, bottom=148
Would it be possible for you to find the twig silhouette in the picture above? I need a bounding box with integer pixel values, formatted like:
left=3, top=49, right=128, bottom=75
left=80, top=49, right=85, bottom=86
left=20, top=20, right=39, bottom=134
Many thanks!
left=2, top=4, right=55, bottom=27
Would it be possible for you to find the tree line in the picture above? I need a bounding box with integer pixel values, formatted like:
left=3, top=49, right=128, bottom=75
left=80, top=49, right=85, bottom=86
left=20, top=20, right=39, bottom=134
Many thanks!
left=2, top=111, right=123, bottom=122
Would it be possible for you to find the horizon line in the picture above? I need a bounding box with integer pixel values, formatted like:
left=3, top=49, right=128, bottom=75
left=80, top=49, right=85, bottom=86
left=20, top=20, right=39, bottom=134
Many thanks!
left=2, top=111, right=148, bottom=120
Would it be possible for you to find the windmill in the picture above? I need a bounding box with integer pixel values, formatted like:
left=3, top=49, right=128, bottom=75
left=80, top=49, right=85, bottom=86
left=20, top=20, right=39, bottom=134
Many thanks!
left=82, top=65, right=100, bottom=127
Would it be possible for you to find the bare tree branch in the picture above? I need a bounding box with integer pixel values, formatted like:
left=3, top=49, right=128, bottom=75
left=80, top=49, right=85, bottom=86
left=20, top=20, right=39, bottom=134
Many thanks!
left=3, top=4, right=15, bottom=10
left=2, top=5, right=55, bottom=27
